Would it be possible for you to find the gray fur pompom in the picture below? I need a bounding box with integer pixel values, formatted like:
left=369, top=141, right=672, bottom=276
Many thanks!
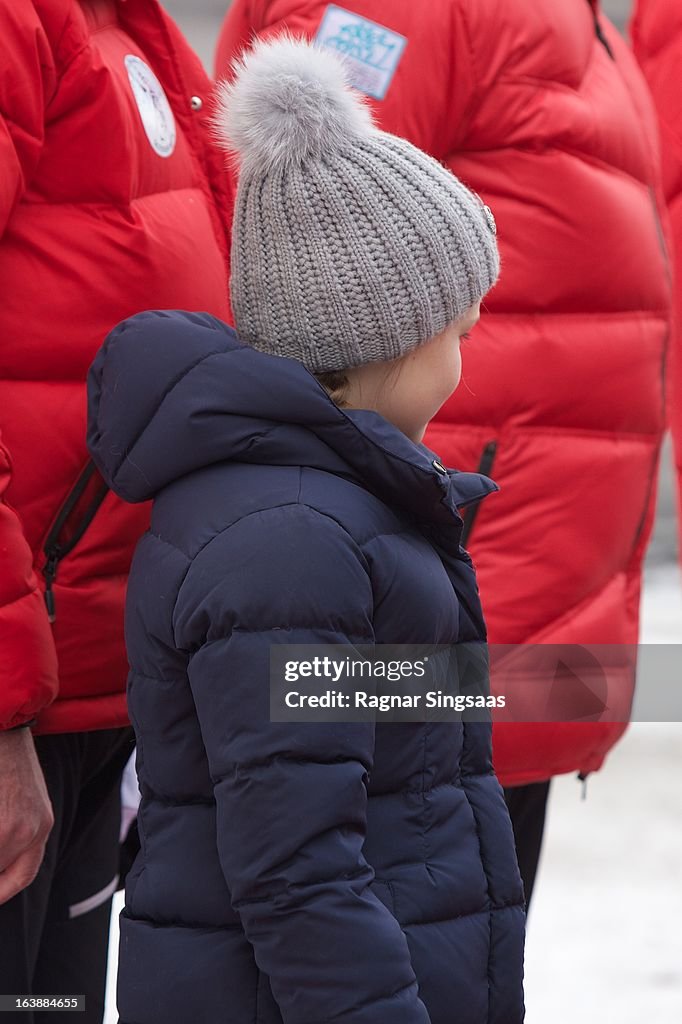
left=213, top=35, right=375, bottom=175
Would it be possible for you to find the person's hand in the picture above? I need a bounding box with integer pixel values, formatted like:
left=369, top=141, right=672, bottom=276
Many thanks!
left=0, top=728, right=54, bottom=904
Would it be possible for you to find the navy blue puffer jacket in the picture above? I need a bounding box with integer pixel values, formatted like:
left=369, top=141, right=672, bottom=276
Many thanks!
left=87, top=310, right=525, bottom=1024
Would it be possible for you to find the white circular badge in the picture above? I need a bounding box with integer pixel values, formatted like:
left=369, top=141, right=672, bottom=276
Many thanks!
left=124, top=54, right=176, bottom=159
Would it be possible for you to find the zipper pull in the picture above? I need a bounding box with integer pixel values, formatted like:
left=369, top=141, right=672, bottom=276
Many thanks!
left=588, top=1, right=615, bottom=60
left=43, top=553, right=59, bottom=624
left=577, top=771, right=590, bottom=801
left=480, top=440, right=498, bottom=474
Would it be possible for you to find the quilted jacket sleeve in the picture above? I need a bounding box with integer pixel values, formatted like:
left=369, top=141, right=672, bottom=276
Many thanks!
left=215, top=0, right=333, bottom=68
left=175, top=503, right=431, bottom=1024
left=0, top=2, right=59, bottom=729
left=215, top=0, right=478, bottom=159
left=631, top=0, right=682, bottom=556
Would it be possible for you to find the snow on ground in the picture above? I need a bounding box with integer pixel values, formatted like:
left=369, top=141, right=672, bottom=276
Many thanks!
left=523, top=563, right=682, bottom=1023
left=524, top=721, right=682, bottom=1024
left=104, top=564, right=682, bottom=1023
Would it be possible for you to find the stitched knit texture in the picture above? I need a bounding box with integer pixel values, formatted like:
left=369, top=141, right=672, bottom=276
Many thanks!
left=214, top=37, right=500, bottom=371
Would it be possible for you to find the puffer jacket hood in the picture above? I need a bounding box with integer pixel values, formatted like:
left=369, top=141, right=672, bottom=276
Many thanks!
left=87, top=310, right=497, bottom=523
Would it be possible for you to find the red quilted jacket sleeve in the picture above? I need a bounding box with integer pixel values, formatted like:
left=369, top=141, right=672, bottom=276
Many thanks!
left=0, top=1, right=60, bottom=729
left=631, top=0, right=682, bottom=554
left=216, top=0, right=339, bottom=68
left=215, top=0, right=478, bottom=159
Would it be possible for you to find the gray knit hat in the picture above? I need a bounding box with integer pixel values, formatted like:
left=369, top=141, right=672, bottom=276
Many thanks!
left=214, top=36, right=499, bottom=373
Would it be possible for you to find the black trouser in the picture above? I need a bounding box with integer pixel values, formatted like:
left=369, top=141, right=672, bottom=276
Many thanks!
left=0, top=727, right=135, bottom=1024
left=503, top=780, right=551, bottom=910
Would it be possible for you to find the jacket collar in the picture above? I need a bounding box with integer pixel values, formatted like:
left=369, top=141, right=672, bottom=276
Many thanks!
left=87, top=311, right=498, bottom=528
left=306, top=406, right=497, bottom=525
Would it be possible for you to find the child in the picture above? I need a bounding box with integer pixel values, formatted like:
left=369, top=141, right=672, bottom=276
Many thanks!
left=87, top=37, right=524, bottom=1024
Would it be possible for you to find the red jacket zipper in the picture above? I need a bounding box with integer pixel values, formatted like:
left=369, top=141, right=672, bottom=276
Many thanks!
left=460, top=440, right=498, bottom=549
left=42, top=461, right=110, bottom=623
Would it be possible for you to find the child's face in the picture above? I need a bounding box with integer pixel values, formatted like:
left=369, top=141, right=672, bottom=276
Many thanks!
left=343, top=303, right=480, bottom=443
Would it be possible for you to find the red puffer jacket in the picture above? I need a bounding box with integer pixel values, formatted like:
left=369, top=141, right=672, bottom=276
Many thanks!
left=632, top=0, right=682, bottom=558
left=217, top=0, right=671, bottom=785
left=0, top=0, right=232, bottom=734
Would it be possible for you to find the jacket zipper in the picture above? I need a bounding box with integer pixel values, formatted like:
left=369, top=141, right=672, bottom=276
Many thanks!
left=623, top=186, right=673, bottom=564
left=649, top=184, right=672, bottom=421
left=42, top=461, right=110, bottom=623
left=460, top=440, right=498, bottom=548
left=588, top=1, right=615, bottom=60
left=649, top=184, right=673, bottom=294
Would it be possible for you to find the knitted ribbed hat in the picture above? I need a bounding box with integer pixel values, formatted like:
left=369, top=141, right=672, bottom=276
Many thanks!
left=214, top=36, right=499, bottom=373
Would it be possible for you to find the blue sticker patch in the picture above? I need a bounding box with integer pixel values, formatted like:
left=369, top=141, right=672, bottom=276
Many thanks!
left=315, top=5, right=407, bottom=100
